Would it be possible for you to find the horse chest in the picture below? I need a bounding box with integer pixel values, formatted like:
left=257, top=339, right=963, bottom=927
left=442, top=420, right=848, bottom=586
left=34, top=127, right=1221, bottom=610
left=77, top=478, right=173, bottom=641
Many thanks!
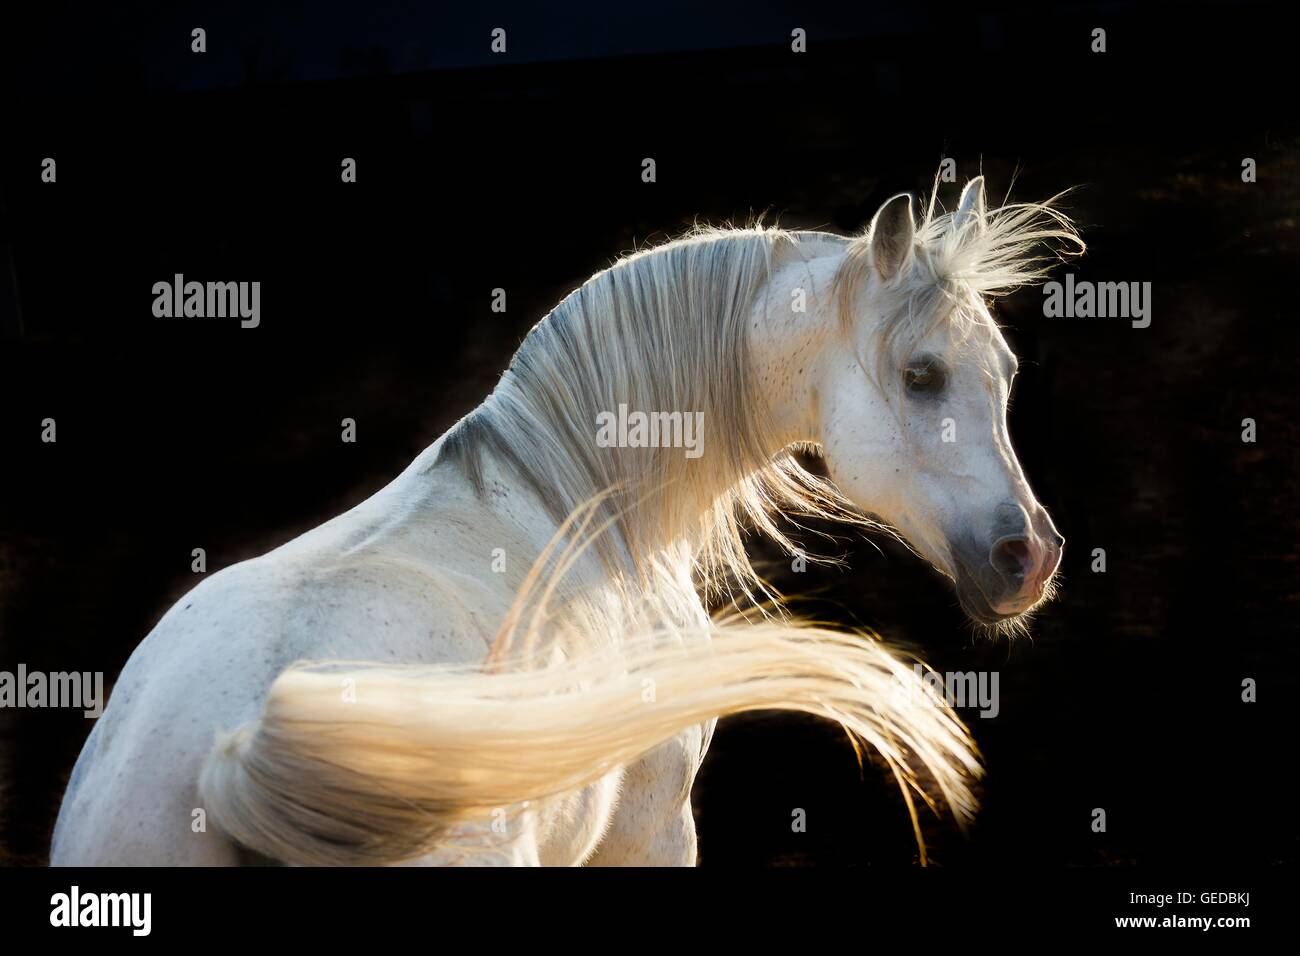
left=641, top=722, right=712, bottom=802
left=587, top=719, right=716, bottom=865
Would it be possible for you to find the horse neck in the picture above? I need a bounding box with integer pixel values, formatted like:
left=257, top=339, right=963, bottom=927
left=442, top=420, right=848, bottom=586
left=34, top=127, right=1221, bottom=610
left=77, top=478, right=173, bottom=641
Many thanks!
left=575, top=245, right=842, bottom=567
left=443, top=236, right=846, bottom=598
left=747, top=249, right=844, bottom=448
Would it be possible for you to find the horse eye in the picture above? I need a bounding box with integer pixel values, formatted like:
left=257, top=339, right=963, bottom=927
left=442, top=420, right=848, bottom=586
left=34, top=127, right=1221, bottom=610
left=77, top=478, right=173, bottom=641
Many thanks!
left=904, top=359, right=947, bottom=396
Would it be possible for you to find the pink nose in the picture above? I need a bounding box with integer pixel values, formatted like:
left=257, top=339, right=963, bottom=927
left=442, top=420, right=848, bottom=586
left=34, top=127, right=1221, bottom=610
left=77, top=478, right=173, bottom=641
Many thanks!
left=989, top=531, right=1063, bottom=602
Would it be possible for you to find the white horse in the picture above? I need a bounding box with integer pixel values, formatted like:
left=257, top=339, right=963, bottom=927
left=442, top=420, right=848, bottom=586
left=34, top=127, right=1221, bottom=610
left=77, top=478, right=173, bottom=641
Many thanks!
left=50, top=176, right=1079, bottom=866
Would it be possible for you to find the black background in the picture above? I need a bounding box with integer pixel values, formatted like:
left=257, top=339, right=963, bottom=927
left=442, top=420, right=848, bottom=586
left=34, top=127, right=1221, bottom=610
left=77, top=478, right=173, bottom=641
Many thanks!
left=1, top=0, right=1297, bottom=871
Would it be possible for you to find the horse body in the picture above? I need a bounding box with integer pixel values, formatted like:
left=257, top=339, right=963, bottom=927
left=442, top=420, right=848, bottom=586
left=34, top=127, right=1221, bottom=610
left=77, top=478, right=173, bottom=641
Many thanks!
left=51, top=176, right=1079, bottom=866
left=51, top=444, right=708, bottom=865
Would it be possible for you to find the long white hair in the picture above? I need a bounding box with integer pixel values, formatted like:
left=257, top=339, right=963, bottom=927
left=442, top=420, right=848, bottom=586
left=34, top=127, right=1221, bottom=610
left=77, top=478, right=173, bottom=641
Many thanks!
left=199, top=178, right=1080, bottom=866
left=439, top=223, right=865, bottom=610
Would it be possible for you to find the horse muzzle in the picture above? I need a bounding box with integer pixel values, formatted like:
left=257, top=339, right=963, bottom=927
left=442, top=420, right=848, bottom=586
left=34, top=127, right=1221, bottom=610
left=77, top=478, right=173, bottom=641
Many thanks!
left=952, top=512, right=1064, bottom=624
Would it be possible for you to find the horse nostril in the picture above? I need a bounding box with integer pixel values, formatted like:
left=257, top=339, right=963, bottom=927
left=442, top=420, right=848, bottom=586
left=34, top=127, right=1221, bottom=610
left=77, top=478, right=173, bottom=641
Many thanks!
left=990, top=537, right=1032, bottom=580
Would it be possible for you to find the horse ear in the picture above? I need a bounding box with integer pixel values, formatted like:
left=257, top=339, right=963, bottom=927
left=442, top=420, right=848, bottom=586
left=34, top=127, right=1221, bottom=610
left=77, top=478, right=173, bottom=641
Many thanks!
left=867, top=193, right=915, bottom=282
left=954, top=176, right=986, bottom=234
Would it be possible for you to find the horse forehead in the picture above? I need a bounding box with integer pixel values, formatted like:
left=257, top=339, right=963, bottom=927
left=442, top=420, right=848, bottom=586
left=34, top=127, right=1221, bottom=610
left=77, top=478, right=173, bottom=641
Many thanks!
left=950, top=310, right=1016, bottom=374
left=982, top=326, right=1017, bottom=376
left=915, top=306, right=1012, bottom=363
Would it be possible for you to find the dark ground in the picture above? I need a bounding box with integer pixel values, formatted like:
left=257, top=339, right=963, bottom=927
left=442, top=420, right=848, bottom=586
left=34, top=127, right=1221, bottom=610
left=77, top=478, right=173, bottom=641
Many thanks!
left=1, top=1, right=1297, bottom=866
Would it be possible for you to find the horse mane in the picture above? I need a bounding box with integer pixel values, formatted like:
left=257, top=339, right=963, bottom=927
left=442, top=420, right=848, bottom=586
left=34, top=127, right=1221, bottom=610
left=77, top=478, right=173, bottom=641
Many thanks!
left=438, top=223, right=861, bottom=608
left=439, top=179, right=1082, bottom=610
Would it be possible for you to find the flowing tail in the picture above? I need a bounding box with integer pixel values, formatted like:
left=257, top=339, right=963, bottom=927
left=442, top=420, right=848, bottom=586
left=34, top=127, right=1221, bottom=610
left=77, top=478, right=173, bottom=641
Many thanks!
left=199, top=617, right=981, bottom=866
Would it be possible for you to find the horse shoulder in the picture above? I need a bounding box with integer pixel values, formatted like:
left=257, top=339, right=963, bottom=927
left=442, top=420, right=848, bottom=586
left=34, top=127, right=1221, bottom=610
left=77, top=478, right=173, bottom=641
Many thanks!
left=50, top=541, right=505, bottom=865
